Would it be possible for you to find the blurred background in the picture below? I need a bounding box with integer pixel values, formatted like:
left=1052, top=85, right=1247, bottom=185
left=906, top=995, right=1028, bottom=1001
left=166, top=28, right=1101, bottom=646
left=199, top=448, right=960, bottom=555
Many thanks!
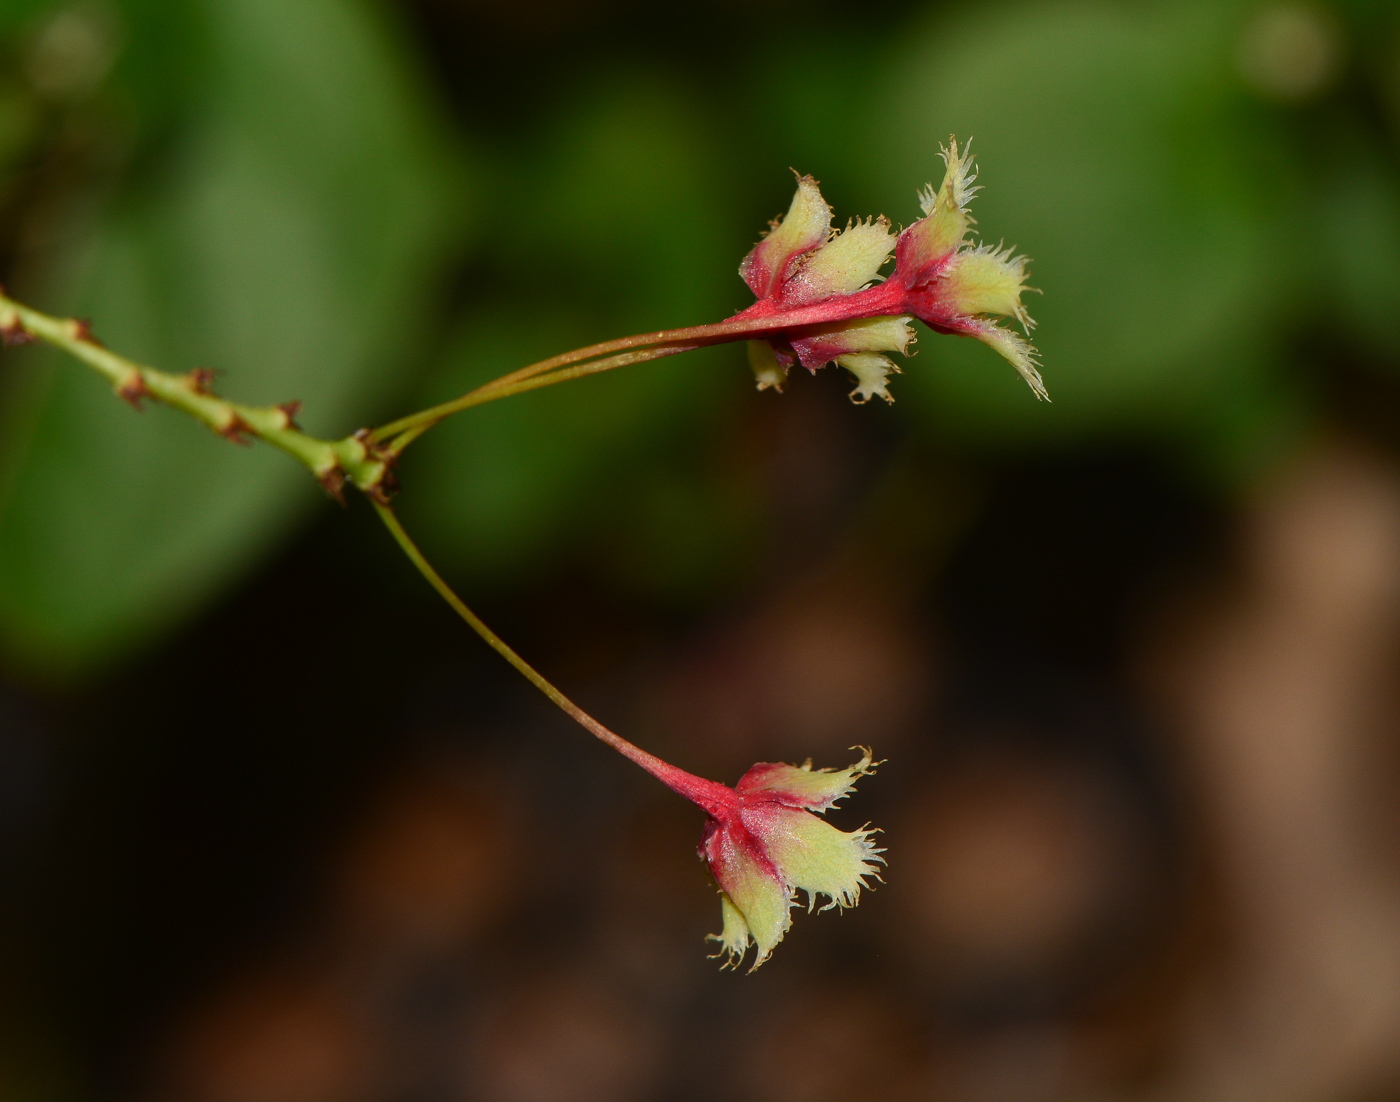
left=0, top=0, right=1399, bottom=1098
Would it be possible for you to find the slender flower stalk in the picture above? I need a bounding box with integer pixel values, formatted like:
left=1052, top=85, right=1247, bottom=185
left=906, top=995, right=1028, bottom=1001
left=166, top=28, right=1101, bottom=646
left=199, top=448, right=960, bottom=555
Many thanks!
left=374, top=503, right=722, bottom=794
left=0, top=137, right=1041, bottom=967
left=375, top=342, right=702, bottom=455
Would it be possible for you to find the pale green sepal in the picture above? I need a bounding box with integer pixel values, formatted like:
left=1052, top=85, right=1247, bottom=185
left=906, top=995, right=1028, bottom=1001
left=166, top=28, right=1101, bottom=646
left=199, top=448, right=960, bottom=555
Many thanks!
left=742, top=747, right=878, bottom=809
left=826, top=316, right=915, bottom=356
left=752, top=806, right=885, bottom=912
left=741, top=174, right=833, bottom=297
left=748, top=340, right=788, bottom=391
left=921, top=136, right=980, bottom=216
left=787, top=217, right=896, bottom=302
left=838, top=354, right=899, bottom=404
left=768, top=174, right=832, bottom=259
left=722, top=843, right=793, bottom=971
left=706, top=890, right=752, bottom=970
left=905, top=136, right=978, bottom=271
left=942, top=243, right=1034, bottom=330
left=964, top=319, right=1049, bottom=401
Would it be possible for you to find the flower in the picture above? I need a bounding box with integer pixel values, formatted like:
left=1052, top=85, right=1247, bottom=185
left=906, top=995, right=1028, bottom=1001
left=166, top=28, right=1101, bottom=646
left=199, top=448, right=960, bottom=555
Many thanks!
left=702, top=748, right=885, bottom=971
left=732, top=137, right=1045, bottom=404
left=607, top=739, right=884, bottom=971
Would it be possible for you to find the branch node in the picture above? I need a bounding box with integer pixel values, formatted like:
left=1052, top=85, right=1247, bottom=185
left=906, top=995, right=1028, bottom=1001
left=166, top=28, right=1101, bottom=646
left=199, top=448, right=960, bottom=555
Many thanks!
left=1, top=318, right=33, bottom=348
left=352, top=427, right=399, bottom=504
left=274, top=400, right=302, bottom=431
left=217, top=411, right=254, bottom=445
left=365, top=467, right=399, bottom=506
left=185, top=368, right=218, bottom=395
left=70, top=318, right=101, bottom=346
left=348, top=427, right=373, bottom=463
left=116, top=370, right=148, bottom=409
left=354, top=427, right=399, bottom=465
left=317, top=464, right=348, bottom=506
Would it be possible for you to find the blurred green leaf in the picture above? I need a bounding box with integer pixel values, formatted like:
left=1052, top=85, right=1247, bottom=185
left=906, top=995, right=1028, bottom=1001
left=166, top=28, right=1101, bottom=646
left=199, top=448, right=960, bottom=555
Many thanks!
left=1319, top=141, right=1400, bottom=361
left=0, top=0, right=467, bottom=678
left=0, top=1, right=55, bottom=36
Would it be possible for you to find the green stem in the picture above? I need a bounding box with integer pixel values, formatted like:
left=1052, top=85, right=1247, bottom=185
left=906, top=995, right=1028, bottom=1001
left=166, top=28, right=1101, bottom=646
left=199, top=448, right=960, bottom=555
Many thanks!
left=370, top=324, right=736, bottom=443
left=369, top=305, right=854, bottom=447
left=0, top=291, right=390, bottom=499
left=379, top=343, right=697, bottom=455
left=372, top=501, right=685, bottom=781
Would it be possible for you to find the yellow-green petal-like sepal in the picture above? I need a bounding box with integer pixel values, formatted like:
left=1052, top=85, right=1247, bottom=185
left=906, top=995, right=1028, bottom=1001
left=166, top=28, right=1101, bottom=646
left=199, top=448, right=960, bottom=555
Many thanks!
left=746, top=805, right=884, bottom=911
left=941, top=243, right=1034, bottom=331
left=962, top=319, right=1048, bottom=401
left=837, top=353, right=899, bottom=405
left=903, top=136, right=978, bottom=273
left=748, top=339, right=788, bottom=392
left=821, top=316, right=915, bottom=356
left=789, top=318, right=914, bottom=383
left=740, top=174, right=833, bottom=299
left=787, top=217, right=896, bottom=303
left=702, top=821, right=794, bottom=970
left=707, top=890, right=753, bottom=970
left=737, top=747, right=878, bottom=811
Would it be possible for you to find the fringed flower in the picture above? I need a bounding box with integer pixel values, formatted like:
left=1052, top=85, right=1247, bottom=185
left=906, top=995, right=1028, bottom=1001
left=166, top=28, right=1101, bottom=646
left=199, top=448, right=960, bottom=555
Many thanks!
left=894, top=139, right=1045, bottom=399
left=732, top=137, right=1045, bottom=403
left=702, top=748, right=884, bottom=971
left=612, top=739, right=884, bottom=971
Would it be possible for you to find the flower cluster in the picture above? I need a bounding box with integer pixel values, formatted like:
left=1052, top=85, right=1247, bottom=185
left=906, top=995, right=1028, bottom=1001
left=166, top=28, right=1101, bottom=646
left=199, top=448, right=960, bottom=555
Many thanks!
left=734, top=138, right=1045, bottom=405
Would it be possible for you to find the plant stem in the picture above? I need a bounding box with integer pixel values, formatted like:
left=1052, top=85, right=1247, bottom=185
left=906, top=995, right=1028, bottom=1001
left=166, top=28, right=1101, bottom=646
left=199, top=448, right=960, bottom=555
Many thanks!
left=2, top=281, right=908, bottom=495
left=369, top=287, right=905, bottom=448
left=1, top=275, right=912, bottom=515
left=378, top=343, right=699, bottom=455
left=0, top=291, right=390, bottom=498
left=373, top=502, right=736, bottom=815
